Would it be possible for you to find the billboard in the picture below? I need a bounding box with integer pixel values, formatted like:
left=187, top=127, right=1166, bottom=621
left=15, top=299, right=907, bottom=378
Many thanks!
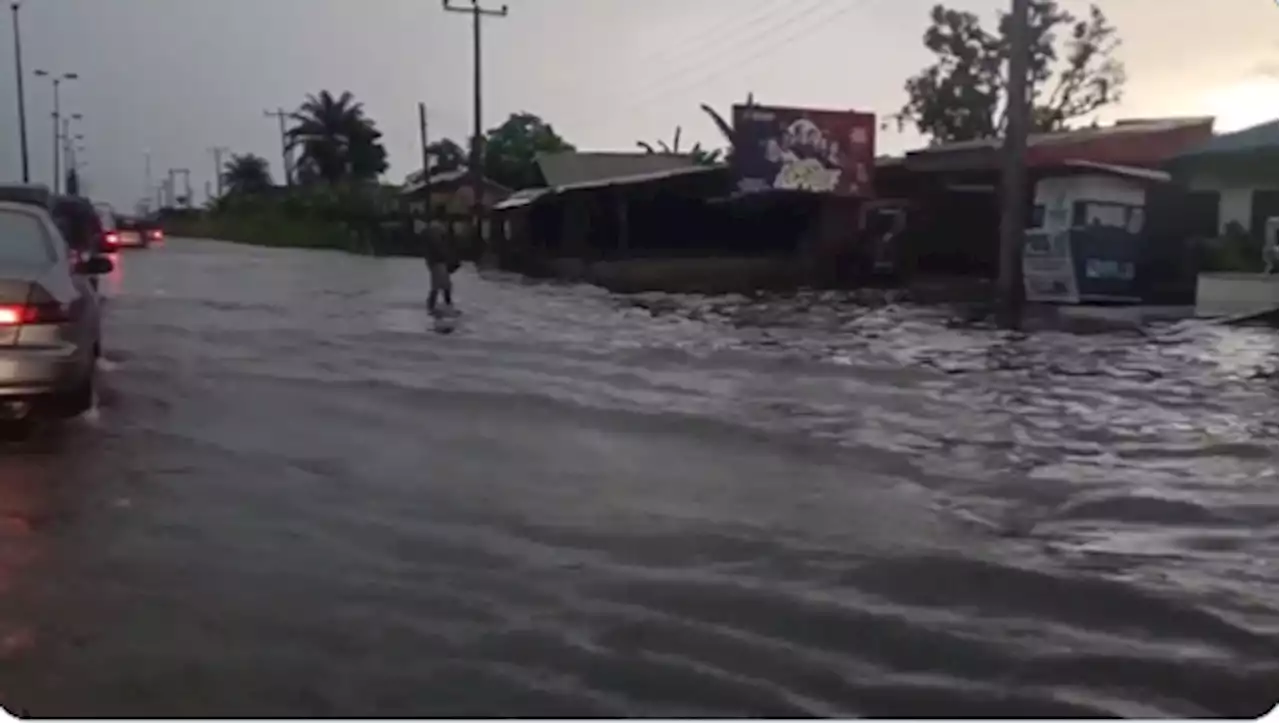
left=731, top=105, right=876, bottom=196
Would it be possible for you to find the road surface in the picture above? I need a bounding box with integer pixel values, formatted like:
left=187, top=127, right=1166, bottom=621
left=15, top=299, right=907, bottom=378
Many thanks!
left=0, top=240, right=1275, bottom=717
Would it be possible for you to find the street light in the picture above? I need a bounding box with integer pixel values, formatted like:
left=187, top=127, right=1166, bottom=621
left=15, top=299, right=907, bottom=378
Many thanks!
left=10, top=1, right=30, bottom=182
left=33, top=68, right=77, bottom=193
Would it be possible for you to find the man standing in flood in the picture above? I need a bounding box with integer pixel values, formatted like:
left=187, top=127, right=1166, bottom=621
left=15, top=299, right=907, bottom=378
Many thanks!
left=424, top=222, right=459, bottom=315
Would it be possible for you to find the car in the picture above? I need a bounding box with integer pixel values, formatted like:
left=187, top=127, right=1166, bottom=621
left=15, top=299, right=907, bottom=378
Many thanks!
left=115, top=213, right=163, bottom=248
left=0, top=183, right=54, bottom=210
left=0, top=200, right=113, bottom=422
left=51, top=195, right=114, bottom=258
left=93, top=202, right=123, bottom=251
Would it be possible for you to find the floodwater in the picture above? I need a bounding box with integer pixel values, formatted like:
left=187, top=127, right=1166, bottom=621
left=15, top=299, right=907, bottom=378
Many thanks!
left=0, top=239, right=1275, bottom=717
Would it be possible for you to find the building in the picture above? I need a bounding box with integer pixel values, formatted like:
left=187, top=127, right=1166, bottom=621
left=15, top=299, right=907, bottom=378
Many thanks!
left=399, top=168, right=511, bottom=240
left=889, top=117, right=1216, bottom=277
left=1168, top=119, right=1279, bottom=240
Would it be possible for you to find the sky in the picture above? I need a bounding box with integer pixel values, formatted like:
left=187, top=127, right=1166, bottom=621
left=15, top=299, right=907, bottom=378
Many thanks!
left=0, top=0, right=1276, bottom=210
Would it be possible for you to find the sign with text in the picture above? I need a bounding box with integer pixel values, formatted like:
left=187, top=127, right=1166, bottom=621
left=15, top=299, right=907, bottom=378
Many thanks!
left=731, top=105, right=876, bottom=196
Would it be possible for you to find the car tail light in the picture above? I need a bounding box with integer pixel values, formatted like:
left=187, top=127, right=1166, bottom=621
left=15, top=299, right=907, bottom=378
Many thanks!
left=103, top=232, right=119, bottom=248
left=0, top=302, right=70, bottom=326
left=147, top=229, right=163, bottom=241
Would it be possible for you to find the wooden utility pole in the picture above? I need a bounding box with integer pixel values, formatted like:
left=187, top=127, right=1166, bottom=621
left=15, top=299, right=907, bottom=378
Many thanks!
left=263, top=108, right=293, bottom=186
left=417, top=102, right=433, bottom=234
left=443, top=0, right=507, bottom=252
left=997, top=0, right=1032, bottom=329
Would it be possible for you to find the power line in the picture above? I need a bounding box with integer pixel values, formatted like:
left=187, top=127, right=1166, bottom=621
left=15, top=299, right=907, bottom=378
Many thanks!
left=604, top=1, right=866, bottom=133
left=514, top=0, right=799, bottom=120
left=620, top=0, right=793, bottom=77
left=616, top=0, right=826, bottom=104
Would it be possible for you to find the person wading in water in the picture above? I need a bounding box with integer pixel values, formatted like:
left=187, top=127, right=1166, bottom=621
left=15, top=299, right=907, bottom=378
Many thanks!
left=424, top=225, right=460, bottom=315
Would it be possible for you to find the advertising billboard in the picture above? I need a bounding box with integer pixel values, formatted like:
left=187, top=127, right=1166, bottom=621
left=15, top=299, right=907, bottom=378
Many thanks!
left=731, top=105, right=876, bottom=196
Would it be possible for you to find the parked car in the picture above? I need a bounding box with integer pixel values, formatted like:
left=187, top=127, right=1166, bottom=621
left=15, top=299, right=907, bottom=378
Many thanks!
left=115, top=214, right=163, bottom=248
left=0, top=200, right=113, bottom=421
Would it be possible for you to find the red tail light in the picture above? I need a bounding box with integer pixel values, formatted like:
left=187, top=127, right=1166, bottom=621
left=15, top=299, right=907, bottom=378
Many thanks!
left=0, top=303, right=70, bottom=326
left=103, top=232, right=119, bottom=248
left=147, top=229, right=163, bottom=240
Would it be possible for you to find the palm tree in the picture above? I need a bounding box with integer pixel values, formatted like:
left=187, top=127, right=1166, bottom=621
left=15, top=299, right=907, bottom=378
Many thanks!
left=221, top=153, right=273, bottom=195
left=287, top=90, right=388, bottom=184
left=637, top=125, right=724, bottom=166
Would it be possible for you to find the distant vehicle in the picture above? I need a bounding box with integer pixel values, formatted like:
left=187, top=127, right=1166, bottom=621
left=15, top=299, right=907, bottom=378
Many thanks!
left=93, top=202, right=122, bottom=251
left=0, top=200, right=113, bottom=422
left=115, top=213, right=162, bottom=248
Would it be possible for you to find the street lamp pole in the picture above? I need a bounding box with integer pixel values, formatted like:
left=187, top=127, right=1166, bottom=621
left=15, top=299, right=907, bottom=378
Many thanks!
left=10, top=2, right=30, bottom=183
left=34, top=69, right=77, bottom=193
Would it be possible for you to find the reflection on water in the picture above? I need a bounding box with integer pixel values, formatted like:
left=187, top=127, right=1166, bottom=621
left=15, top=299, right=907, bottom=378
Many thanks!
left=0, top=240, right=1275, bottom=717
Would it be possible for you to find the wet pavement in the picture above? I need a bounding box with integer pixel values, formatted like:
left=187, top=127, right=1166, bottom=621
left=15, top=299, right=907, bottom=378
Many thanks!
left=0, top=239, right=1275, bottom=717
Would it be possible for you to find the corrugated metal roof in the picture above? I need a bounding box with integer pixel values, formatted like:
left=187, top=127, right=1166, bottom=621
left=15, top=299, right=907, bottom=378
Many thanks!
left=1175, top=119, right=1278, bottom=159
left=492, top=187, right=550, bottom=211
left=911, top=117, right=1215, bottom=155
left=535, top=151, right=699, bottom=187
left=1056, top=159, right=1172, bottom=183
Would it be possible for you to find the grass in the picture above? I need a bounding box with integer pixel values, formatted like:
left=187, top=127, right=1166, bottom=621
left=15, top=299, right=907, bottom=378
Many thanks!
left=162, top=212, right=371, bottom=253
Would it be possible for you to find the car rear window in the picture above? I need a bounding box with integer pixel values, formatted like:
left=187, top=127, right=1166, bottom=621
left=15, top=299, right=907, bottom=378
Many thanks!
left=0, top=209, right=57, bottom=268
left=95, top=207, right=117, bottom=231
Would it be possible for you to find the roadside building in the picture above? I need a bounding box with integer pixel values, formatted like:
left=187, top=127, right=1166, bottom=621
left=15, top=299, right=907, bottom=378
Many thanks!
left=1167, top=119, right=1279, bottom=241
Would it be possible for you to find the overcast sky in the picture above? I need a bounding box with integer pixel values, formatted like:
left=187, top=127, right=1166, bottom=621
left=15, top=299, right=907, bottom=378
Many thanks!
left=1, top=0, right=1276, bottom=209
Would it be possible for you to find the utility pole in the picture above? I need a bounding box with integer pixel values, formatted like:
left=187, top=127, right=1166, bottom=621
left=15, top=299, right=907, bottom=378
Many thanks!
left=997, top=0, right=1031, bottom=330
left=144, top=149, right=152, bottom=201
left=209, top=145, right=229, bottom=198
left=264, top=108, right=292, bottom=186
left=10, top=2, right=30, bottom=183
left=418, top=102, right=433, bottom=234
left=443, top=0, right=507, bottom=252
left=34, top=70, right=77, bottom=193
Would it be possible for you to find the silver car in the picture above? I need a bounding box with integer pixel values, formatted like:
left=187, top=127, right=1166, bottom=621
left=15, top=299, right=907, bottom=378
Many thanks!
left=0, top=201, right=113, bottom=421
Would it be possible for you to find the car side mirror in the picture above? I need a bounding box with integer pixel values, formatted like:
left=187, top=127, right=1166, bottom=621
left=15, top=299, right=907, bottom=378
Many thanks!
left=75, top=255, right=114, bottom=276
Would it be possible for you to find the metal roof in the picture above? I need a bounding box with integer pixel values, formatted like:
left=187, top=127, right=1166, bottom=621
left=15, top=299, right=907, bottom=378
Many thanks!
left=910, top=117, right=1216, bottom=155
left=535, top=151, right=700, bottom=188
left=400, top=168, right=511, bottom=196
left=1174, top=119, right=1278, bottom=159
left=1054, top=159, right=1172, bottom=183
left=491, top=187, right=550, bottom=211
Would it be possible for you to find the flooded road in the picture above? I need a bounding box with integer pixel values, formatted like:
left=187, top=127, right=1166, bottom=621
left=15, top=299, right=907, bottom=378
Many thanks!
left=0, top=239, right=1275, bottom=717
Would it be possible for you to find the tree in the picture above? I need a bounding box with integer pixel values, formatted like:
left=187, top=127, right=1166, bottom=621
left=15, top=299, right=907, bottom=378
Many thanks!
left=897, top=1, right=1125, bottom=145
left=405, top=139, right=468, bottom=186
left=636, top=125, right=724, bottom=166
left=481, top=112, right=575, bottom=190
left=221, top=153, right=273, bottom=195
left=427, top=139, right=467, bottom=174
left=287, top=90, right=389, bottom=184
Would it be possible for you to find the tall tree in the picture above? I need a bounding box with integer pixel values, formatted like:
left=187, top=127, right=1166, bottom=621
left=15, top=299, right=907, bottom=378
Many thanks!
left=481, top=112, right=575, bottom=190
left=897, top=1, right=1125, bottom=145
left=221, top=153, right=273, bottom=195
left=287, top=90, right=389, bottom=184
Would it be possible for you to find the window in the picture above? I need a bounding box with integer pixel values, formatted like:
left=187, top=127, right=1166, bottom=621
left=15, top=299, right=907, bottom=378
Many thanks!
left=0, top=209, right=57, bottom=268
left=1028, top=204, right=1045, bottom=229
